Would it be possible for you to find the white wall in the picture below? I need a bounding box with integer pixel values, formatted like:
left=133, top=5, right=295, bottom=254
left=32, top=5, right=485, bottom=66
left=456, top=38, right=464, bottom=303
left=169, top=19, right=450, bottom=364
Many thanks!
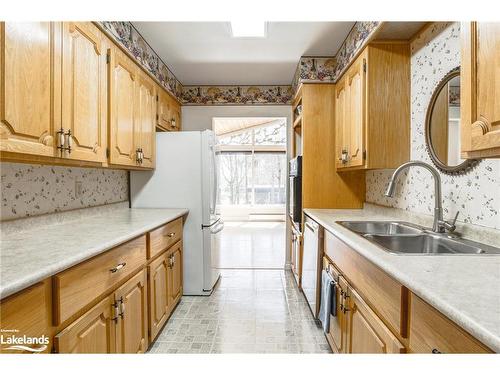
left=182, top=105, right=292, bottom=131
left=182, top=105, right=293, bottom=267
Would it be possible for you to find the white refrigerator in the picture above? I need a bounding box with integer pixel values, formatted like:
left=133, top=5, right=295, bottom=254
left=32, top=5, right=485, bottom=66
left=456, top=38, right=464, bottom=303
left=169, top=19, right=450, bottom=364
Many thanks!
left=130, top=130, right=223, bottom=295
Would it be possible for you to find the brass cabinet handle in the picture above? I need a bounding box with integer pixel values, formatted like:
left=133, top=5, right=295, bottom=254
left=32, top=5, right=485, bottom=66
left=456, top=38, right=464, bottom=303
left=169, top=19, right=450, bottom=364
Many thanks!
left=112, top=301, right=120, bottom=323
left=168, top=255, right=174, bottom=268
left=164, top=232, right=175, bottom=238
left=119, top=297, right=125, bottom=319
left=110, top=262, right=126, bottom=273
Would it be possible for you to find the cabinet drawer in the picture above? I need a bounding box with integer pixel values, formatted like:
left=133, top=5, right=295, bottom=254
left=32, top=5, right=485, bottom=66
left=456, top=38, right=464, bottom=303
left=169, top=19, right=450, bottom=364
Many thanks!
left=409, top=294, right=491, bottom=353
left=148, top=218, right=182, bottom=259
left=53, top=236, right=147, bottom=325
left=324, top=230, right=406, bottom=338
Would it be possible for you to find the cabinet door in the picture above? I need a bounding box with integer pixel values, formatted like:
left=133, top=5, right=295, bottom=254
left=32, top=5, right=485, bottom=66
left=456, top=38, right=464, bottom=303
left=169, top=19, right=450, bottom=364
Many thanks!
left=346, top=56, right=366, bottom=167
left=168, top=242, right=183, bottom=306
left=114, top=269, right=148, bottom=353
left=334, top=78, right=348, bottom=169
left=136, top=72, right=156, bottom=168
left=61, top=22, right=107, bottom=163
left=0, top=22, right=60, bottom=157
left=461, top=22, right=500, bottom=157
left=170, top=99, right=182, bottom=131
left=109, top=46, right=137, bottom=167
left=157, top=90, right=171, bottom=130
left=54, top=295, right=116, bottom=353
left=326, top=268, right=346, bottom=353
left=345, top=286, right=404, bottom=354
left=0, top=282, right=52, bottom=354
left=148, top=251, right=170, bottom=342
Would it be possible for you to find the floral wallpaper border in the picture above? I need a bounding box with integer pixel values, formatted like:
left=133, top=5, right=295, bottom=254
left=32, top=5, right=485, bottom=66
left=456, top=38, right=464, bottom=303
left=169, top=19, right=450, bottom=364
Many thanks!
left=181, top=85, right=293, bottom=106
left=100, top=21, right=381, bottom=105
left=99, top=22, right=184, bottom=100
left=291, top=22, right=382, bottom=92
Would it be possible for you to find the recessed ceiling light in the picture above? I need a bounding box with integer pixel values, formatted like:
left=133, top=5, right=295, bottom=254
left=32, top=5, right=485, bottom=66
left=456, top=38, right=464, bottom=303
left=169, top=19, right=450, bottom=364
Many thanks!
left=230, top=21, right=266, bottom=38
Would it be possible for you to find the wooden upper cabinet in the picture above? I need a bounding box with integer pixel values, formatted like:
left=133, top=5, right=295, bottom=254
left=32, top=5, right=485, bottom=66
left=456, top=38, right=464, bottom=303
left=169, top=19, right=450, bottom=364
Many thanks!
left=0, top=22, right=61, bottom=158
left=345, top=286, right=405, bottom=354
left=334, top=79, right=347, bottom=169
left=55, top=295, right=116, bottom=354
left=157, top=89, right=171, bottom=130
left=61, top=22, right=107, bottom=163
left=461, top=22, right=500, bottom=158
left=136, top=72, right=156, bottom=168
left=109, top=45, right=138, bottom=167
left=157, top=89, right=181, bottom=132
left=170, top=99, right=182, bottom=131
left=335, top=42, right=410, bottom=171
left=114, top=269, right=149, bottom=354
left=346, top=56, right=365, bottom=168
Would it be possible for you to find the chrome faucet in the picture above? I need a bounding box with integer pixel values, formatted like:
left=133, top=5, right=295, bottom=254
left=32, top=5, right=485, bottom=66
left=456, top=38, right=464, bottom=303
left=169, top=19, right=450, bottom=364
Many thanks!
left=384, top=161, right=459, bottom=233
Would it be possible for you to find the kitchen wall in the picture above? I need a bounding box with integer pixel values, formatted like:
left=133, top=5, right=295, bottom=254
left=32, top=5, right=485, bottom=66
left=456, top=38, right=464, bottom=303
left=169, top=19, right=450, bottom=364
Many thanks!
left=365, top=22, right=500, bottom=230
left=182, top=105, right=292, bottom=131
left=0, top=163, right=129, bottom=221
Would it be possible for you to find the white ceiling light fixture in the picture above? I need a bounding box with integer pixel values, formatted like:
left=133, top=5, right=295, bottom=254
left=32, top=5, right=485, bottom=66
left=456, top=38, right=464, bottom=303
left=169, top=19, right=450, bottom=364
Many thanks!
left=230, top=21, right=267, bottom=38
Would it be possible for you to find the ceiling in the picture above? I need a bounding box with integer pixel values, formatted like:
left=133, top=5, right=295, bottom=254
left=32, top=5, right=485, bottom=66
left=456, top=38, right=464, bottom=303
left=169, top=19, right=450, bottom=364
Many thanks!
left=132, top=22, right=355, bottom=86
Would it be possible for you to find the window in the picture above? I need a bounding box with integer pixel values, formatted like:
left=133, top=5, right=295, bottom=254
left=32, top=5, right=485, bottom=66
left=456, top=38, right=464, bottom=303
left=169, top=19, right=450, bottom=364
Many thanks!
left=216, top=120, right=286, bottom=210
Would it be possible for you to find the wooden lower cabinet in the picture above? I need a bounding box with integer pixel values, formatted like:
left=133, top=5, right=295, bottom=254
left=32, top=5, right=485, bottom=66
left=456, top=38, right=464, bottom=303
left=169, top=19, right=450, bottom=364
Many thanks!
left=148, top=251, right=171, bottom=341
left=409, top=294, right=491, bottom=353
left=54, top=295, right=116, bottom=353
left=345, top=287, right=405, bottom=354
left=115, top=269, right=149, bottom=353
left=0, top=282, right=52, bottom=354
left=168, top=242, right=183, bottom=305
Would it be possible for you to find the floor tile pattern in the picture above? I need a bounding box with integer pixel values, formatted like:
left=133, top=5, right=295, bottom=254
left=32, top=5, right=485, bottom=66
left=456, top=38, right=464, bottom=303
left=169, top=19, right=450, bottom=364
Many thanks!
left=149, top=270, right=331, bottom=354
left=217, top=222, right=286, bottom=269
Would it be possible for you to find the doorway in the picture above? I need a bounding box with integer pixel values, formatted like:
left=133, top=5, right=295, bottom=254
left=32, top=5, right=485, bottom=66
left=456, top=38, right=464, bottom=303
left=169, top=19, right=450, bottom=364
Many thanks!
left=213, top=117, right=287, bottom=269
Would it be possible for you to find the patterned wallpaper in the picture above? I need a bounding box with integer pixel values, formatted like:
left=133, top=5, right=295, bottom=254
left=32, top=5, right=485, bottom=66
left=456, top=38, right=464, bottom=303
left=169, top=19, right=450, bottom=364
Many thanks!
left=99, top=22, right=184, bottom=101
left=100, top=21, right=381, bottom=105
left=365, top=22, right=500, bottom=230
left=291, top=22, right=381, bottom=92
left=0, top=163, right=129, bottom=221
left=181, top=85, right=293, bottom=106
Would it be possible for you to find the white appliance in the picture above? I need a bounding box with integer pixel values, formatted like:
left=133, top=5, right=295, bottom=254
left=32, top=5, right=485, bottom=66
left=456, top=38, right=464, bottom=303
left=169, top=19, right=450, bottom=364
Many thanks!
left=130, top=130, right=223, bottom=295
left=302, top=216, right=322, bottom=318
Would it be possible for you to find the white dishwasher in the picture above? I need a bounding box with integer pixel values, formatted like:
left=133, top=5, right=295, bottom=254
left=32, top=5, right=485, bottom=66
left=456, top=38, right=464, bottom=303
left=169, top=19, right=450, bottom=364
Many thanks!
left=302, top=216, right=323, bottom=318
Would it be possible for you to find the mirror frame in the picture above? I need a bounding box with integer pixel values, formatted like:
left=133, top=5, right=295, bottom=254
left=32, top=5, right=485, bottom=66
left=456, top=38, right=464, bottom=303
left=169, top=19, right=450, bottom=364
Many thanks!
left=425, top=66, right=480, bottom=175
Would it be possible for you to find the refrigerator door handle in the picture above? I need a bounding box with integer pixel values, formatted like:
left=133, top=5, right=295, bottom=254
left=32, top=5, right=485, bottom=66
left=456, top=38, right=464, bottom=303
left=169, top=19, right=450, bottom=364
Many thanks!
left=210, top=219, right=224, bottom=234
left=211, top=144, right=218, bottom=215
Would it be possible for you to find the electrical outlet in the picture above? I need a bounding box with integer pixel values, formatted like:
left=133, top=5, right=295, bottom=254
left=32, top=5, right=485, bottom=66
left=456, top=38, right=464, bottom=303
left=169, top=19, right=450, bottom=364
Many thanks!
left=75, top=180, right=83, bottom=198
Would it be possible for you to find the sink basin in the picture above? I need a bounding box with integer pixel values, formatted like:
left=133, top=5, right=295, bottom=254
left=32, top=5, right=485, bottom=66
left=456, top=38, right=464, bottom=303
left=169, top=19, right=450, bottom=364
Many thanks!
left=337, top=221, right=424, bottom=235
left=363, top=234, right=488, bottom=255
left=337, top=221, right=500, bottom=255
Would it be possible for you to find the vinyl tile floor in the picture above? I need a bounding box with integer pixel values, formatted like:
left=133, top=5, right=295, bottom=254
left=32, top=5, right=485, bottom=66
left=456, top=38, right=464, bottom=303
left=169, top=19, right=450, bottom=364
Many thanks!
left=149, top=269, right=331, bottom=354
left=215, top=221, right=286, bottom=269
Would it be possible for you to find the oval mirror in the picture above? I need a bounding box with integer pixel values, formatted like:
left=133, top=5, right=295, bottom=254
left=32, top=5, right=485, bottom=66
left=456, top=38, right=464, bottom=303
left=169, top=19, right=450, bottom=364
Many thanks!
left=425, top=67, right=479, bottom=174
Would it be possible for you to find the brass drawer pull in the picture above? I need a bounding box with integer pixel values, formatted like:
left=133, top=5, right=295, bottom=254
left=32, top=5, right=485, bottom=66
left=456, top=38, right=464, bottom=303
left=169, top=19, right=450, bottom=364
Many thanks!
left=110, top=262, right=126, bottom=273
left=164, top=232, right=176, bottom=238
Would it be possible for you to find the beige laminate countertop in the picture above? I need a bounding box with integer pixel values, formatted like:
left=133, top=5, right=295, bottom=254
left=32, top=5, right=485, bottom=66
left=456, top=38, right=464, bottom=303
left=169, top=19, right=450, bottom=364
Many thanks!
left=304, top=205, right=500, bottom=353
left=0, top=204, right=188, bottom=300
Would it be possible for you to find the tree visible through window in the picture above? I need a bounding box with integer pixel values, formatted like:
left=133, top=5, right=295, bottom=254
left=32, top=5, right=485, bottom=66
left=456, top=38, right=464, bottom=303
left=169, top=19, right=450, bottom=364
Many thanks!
left=217, top=120, right=286, bottom=207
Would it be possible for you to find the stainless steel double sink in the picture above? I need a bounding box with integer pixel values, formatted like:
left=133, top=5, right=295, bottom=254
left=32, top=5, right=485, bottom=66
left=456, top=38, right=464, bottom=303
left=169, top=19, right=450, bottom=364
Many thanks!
left=337, top=221, right=500, bottom=255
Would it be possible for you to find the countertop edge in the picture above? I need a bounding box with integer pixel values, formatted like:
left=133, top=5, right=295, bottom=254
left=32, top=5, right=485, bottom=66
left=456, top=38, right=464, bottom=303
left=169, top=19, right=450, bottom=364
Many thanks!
left=303, top=208, right=500, bottom=353
left=0, top=209, right=188, bottom=300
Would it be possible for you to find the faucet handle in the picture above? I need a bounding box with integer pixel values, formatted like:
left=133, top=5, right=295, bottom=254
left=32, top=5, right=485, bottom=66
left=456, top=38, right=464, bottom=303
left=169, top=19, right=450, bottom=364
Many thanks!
left=442, top=211, right=460, bottom=233
left=450, top=211, right=460, bottom=226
